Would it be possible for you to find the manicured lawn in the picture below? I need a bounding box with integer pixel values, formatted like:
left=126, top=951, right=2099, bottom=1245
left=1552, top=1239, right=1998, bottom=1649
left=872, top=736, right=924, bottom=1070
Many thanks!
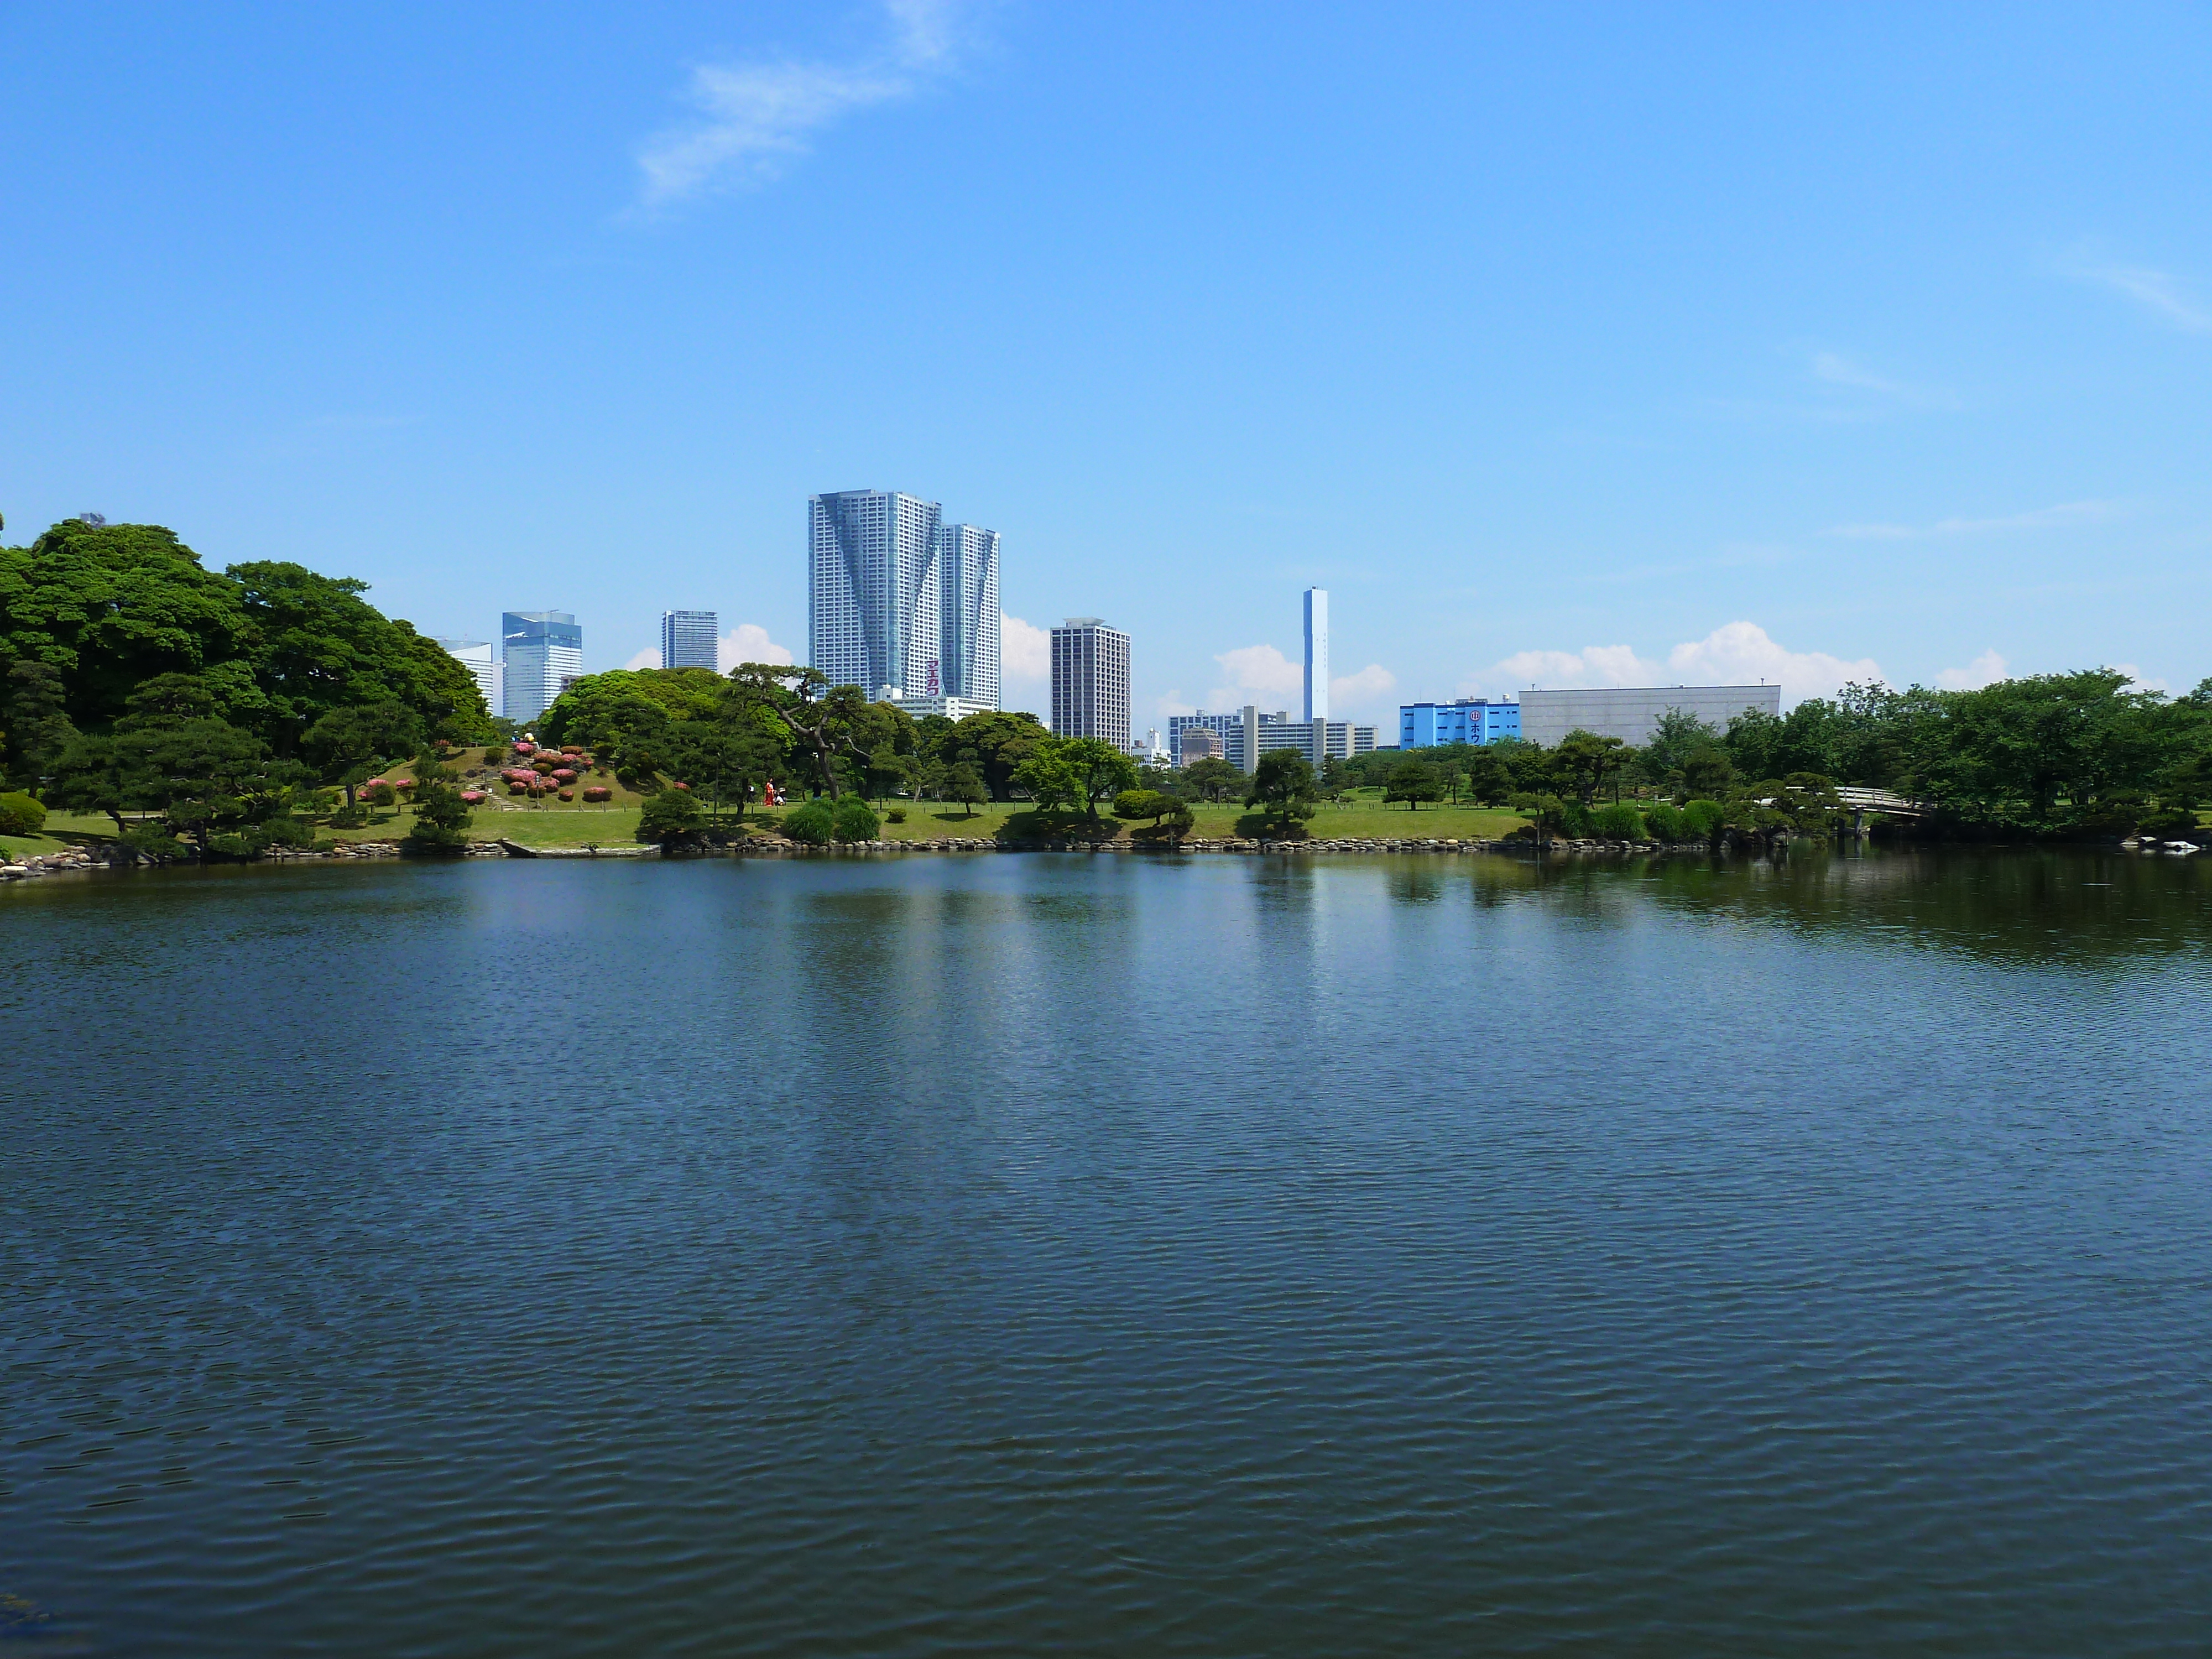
left=0, top=831, right=72, bottom=861
left=34, top=785, right=1532, bottom=855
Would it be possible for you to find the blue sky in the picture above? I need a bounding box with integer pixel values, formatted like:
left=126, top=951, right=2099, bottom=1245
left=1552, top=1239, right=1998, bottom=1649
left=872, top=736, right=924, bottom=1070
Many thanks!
left=4, top=2, right=2209, bottom=721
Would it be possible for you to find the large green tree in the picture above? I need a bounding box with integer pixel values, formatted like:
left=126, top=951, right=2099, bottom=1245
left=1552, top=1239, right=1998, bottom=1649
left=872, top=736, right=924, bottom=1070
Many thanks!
left=1015, top=736, right=1136, bottom=820
left=0, top=520, right=489, bottom=753
left=943, top=709, right=1050, bottom=801
left=1245, top=750, right=1318, bottom=833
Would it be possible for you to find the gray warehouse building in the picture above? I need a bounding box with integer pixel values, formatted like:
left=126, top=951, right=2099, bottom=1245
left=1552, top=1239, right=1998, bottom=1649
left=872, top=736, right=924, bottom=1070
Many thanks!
left=1518, top=684, right=1782, bottom=748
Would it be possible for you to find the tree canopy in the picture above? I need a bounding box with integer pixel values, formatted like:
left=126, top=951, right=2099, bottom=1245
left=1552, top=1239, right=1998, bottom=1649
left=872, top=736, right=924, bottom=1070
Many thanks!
left=0, top=519, right=490, bottom=789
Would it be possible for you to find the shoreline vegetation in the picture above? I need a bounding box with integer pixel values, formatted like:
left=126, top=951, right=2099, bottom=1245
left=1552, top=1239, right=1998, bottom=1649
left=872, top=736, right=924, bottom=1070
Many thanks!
left=4, top=520, right=2209, bottom=875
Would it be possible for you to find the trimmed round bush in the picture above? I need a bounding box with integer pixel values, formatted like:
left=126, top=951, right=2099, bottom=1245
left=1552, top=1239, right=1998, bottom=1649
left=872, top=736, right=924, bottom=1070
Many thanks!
left=557, top=789, right=574, bottom=802
left=832, top=797, right=880, bottom=842
left=460, top=790, right=487, bottom=805
left=1591, top=802, right=1645, bottom=839
left=513, top=741, right=535, bottom=754
left=1679, top=799, right=1726, bottom=841
left=581, top=785, right=612, bottom=803
left=508, top=782, right=528, bottom=796
left=1643, top=802, right=1687, bottom=841
left=781, top=799, right=835, bottom=844
left=0, top=791, right=47, bottom=836
left=552, top=768, right=576, bottom=782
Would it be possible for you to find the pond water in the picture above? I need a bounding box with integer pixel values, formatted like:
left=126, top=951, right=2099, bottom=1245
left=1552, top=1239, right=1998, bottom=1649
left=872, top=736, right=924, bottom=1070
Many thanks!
left=6, top=849, right=2211, bottom=1656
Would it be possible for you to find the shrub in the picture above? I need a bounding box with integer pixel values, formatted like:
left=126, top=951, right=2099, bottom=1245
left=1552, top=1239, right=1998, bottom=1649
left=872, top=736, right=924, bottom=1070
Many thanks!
left=782, top=799, right=834, bottom=844
left=367, top=782, right=398, bottom=807
left=832, top=797, right=880, bottom=842
left=557, top=789, right=573, bottom=802
left=1590, top=802, right=1645, bottom=839
left=507, top=781, right=528, bottom=796
left=1679, top=799, right=1726, bottom=841
left=1114, top=788, right=1172, bottom=821
left=460, top=790, right=487, bottom=805
left=1643, top=802, right=1686, bottom=841
left=886, top=807, right=906, bottom=823
left=0, top=791, right=46, bottom=836
left=581, top=785, right=611, bottom=803
left=636, top=787, right=706, bottom=844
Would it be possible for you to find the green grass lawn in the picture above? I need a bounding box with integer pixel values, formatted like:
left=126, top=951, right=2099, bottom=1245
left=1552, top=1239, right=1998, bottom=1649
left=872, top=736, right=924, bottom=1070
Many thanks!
left=0, top=830, right=74, bottom=861
left=33, top=785, right=1532, bottom=854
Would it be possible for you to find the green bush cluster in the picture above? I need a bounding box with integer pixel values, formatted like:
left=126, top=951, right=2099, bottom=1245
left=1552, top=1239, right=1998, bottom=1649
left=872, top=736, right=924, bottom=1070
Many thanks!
left=779, top=796, right=881, bottom=844
left=1589, top=802, right=1645, bottom=838
left=0, top=791, right=46, bottom=836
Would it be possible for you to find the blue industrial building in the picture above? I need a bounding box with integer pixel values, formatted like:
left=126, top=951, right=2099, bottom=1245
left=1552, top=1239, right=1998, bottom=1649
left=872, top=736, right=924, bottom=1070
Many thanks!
left=1399, top=698, right=1521, bottom=748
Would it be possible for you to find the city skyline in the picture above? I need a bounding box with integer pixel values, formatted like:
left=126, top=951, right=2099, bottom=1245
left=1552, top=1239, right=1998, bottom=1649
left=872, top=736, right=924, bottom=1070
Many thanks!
left=13, top=8, right=2209, bottom=719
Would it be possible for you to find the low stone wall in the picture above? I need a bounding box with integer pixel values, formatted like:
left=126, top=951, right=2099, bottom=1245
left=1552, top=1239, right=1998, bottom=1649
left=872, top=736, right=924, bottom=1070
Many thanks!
left=3, top=834, right=1738, bottom=879
left=1, top=846, right=109, bottom=880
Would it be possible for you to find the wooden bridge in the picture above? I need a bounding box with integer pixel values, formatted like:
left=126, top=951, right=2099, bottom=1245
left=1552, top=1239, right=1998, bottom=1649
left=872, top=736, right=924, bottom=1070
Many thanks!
left=1833, top=786, right=1928, bottom=830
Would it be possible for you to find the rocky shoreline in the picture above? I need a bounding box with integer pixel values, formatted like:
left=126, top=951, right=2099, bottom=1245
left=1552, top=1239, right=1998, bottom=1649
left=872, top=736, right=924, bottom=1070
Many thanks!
left=12, top=830, right=2189, bottom=879
left=1, top=834, right=1707, bottom=878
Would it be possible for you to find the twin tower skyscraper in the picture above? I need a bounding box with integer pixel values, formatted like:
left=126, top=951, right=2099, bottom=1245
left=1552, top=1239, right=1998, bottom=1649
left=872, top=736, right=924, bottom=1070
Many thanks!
left=808, top=491, right=1001, bottom=710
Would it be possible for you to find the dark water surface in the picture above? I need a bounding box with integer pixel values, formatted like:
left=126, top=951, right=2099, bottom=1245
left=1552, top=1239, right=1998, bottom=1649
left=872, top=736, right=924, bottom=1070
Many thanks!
left=6, top=849, right=2211, bottom=1656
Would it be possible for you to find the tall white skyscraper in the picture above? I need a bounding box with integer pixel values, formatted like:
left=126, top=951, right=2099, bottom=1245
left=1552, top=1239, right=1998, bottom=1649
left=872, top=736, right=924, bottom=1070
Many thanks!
left=937, top=523, right=1001, bottom=709
left=661, top=609, right=718, bottom=671
left=810, top=492, right=1001, bottom=708
left=810, top=491, right=943, bottom=698
left=437, top=639, right=502, bottom=719
left=502, top=610, right=582, bottom=723
left=1051, top=618, right=1130, bottom=749
left=1304, top=587, right=1329, bottom=722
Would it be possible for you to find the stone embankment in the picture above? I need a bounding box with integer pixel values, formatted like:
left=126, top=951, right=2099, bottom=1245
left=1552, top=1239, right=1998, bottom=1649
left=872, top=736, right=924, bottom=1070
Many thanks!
left=2, top=835, right=1711, bottom=880
left=1, top=846, right=109, bottom=880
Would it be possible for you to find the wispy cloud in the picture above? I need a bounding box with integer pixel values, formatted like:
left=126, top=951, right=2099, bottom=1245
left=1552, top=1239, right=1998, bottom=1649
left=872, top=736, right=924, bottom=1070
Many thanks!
left=1463, top=623, right=1880, bottom=708
left=638, top=0, right=971, bottom=204
left=1827, top=499, right=2119, bottom=540
left=1809, top=351, right=1959, bottom=410
left=2078, top=262, right=2211, bottom=334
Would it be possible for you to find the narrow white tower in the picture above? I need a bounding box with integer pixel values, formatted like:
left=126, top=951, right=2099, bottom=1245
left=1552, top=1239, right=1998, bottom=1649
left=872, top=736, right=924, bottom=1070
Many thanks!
left=1303, top=587, right=1329, bottom=723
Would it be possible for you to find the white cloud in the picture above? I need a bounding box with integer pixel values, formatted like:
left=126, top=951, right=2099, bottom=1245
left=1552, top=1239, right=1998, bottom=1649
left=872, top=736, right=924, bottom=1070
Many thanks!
left=625, top=647, right=662, bottom=671
left=1664, top=622, right=1880, bottom=703
left=1001, top=612, right=1050, bottom=683
left=1206, top=643, right=1304, bottom=709
left=717, top=623, right=794, bottom=671
left=1810, top=351, right=1958, bottom=410
left=638, top=1, right=971, bottom=203
left=1329, top=664, right=1397, bottom=707
left=1465, top=623, right=1881, bottom=708
left=2082, top=263, right=2211, bottom=334
left=1936, top=649, right=2008, bottom=691
left=1473, top=644, right=1654, bottom=696
left=2112, top=663, right=2173, bottom=695
left=1155, top=690, right=1197, bottom=717
left=1828, top=499, right=2117, bottom=540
